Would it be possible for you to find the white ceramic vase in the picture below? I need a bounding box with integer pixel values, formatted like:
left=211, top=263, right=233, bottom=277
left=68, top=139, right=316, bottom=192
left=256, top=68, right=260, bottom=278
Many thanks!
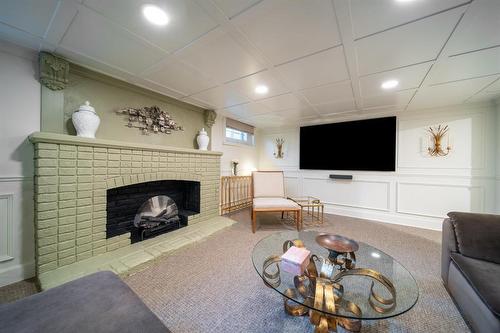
left=196, top=128, right=209, bottom=150
left=72, top=101, right=100, bottom=138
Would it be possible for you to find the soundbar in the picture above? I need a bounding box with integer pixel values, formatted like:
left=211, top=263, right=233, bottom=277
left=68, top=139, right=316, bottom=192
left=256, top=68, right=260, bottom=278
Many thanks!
left=329, top=174, right=353, bottom=180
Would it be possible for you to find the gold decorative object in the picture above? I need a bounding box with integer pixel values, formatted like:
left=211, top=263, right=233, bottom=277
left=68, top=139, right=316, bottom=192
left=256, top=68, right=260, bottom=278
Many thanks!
left=427, top=125, right=451, bottom=156
left=274, top=138, right=285, bottom=159
left=285, top=197, right=324, bottom=228
left=117, top=106, right=183, bottom=135
left=262, top=236, right=396, bottom=333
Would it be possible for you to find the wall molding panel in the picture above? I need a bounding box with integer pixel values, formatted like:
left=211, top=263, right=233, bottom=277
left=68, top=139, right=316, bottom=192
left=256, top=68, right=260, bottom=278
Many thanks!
left=0, top=194, right=14, bottom=263
left=396, top=182, right=485, bottom=219
left=259, top=105, right=498, bottom=231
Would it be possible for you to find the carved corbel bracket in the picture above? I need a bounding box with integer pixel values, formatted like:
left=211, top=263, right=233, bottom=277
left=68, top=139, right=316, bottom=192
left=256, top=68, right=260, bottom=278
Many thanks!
left=39, top=52, right=69, bottom=91
left=204, top=110, right=217, bottom=128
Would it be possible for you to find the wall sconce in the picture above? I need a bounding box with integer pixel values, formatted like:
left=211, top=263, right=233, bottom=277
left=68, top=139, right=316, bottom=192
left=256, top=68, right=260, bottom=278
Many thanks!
left=427, top=125, right=451, bottom=157
left=274, top=138, right=285, bottom=159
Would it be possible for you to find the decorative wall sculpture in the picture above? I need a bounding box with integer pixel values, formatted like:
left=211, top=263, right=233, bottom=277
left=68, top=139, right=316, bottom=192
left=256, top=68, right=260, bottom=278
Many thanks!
left=39, top=52, right=69, bottom=91
left=117, top=106, right=183, bottom=135
left=274, top=138, right=285, bottom=159
left=427, top=124, right=451, bottom=157
left=204, top=110, right=217, bottom=128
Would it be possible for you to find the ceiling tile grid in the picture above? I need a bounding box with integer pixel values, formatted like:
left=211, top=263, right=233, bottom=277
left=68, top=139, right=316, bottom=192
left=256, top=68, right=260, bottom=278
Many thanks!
left=1, top=0, right=499, bottom=128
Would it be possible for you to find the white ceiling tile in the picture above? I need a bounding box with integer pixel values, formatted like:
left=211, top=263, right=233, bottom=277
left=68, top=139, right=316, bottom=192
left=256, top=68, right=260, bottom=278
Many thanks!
left=276, top=46, right=349, bottom=90
left=60, top=8, right=167, bottom=74
left=0, top=22, right=41, bottom=51
left=359, top=62, right=432, bottom=97
left=225, top=70, right=289, bottom=100
left=408, top=75, right=499, bottom=110
left=241, top=113, right=289, bottom=128
left=466, top=90, right=500, bottom=103
left=446, top=0, right=500, bottom=55
left=0, top=0, right=59, bottom=38
left=355, top=7, right=465, bottom=75
left=144, top=59, right=216, bottom=96
left=175, top=27, right=264, bottom=83
left=84, top=0, right=218, bottom=53
left=315, top=100, right=357, bottom=115
left=212, top=0, right=261, bottom=19
left=427, top=46, right=500, bottom=84
left=221, top=101, right=271, bottom=118
left=189, top=85, right=249, bottom=108
left=258, top=93, right=310, bottom=112
left=275, top=108, right=319, bottom=118
left=233, top=0, right=341, bottom=65
left=483, top=78, right=500, bottom=93
left=350, top=0, right=468, bottom=39
left=44, top=0, right=79, bottom=46
left=300, top=81, right=354, bottom=105
left=362, top=89, right=416, bottom=109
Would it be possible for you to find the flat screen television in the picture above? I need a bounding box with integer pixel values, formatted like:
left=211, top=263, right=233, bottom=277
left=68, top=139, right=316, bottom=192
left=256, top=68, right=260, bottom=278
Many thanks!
left=300, top=116, right=396, bottom=171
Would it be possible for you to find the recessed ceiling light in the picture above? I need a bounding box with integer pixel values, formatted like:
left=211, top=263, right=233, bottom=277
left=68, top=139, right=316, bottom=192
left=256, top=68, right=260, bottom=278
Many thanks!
left=143, top=5, right=169, bottom=26
left=381, top=79, right=399, bottom=90
left=255, top=85, right=269, bottom=94
left=395, top=0, right=416, bottom=3
left=371, top=252, right=381, bottom=258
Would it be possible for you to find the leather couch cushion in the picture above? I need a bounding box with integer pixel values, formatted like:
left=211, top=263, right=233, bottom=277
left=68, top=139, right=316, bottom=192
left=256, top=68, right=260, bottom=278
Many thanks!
left=451, top=253, right=500, bottom=318
left=447, top=212, right=500, bottom=264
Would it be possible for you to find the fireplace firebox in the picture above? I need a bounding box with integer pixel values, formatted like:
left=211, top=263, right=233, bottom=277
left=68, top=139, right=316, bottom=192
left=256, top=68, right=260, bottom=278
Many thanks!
left=106, top=180, right=200, bottom=243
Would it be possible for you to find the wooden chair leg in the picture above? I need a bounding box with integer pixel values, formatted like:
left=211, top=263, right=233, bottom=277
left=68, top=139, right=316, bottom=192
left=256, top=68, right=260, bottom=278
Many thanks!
left=252, top=209, right=257, bottom=233
left=281, top=211, right=284, bottom=219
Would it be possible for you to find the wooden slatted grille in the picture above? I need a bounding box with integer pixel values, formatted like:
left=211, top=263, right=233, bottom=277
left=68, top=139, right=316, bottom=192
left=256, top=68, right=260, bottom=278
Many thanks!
left=220, top=176, right=253, bottom=214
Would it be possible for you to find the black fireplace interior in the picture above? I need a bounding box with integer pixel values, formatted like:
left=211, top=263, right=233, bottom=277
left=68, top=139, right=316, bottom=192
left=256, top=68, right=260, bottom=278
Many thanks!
left=106, top=180, right=200, bottom=243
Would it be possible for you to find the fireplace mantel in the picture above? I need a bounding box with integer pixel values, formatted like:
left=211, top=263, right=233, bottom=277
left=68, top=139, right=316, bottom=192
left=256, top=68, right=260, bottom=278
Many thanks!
left=29, top=132, right=222, bottom=156
left=30, top=131, right=222, bottom=288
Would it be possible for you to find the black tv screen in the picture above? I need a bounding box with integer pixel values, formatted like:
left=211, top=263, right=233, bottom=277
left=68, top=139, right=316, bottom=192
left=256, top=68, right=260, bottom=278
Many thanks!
left=300, top=116, right=396, bottom=171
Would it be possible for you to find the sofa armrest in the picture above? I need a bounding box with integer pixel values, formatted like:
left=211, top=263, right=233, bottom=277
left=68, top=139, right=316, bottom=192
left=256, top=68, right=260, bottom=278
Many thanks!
left=442, top=218, right=458, bottom=284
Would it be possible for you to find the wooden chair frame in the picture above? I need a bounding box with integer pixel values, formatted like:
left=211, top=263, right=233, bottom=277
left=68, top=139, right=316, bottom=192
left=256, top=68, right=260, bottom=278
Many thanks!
left=251, top=171, right=301, bottom=233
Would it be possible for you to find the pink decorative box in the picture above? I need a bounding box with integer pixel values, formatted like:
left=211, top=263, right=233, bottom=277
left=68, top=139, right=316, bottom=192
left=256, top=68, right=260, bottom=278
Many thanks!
left=281, top=246, right=311, bottom=275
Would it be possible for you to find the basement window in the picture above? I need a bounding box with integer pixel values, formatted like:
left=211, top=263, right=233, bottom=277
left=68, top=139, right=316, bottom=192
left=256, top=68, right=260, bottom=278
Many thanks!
left=225, top=118, right=255, bottom=146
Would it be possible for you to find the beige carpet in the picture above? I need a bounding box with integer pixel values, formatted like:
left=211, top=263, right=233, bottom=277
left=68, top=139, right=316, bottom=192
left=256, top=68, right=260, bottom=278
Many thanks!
left=124, top=210, right=470, bottom=333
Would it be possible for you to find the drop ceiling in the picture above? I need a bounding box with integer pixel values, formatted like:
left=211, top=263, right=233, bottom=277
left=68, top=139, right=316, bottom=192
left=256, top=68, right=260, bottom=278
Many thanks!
left=1, top=0, right=499, bottom=128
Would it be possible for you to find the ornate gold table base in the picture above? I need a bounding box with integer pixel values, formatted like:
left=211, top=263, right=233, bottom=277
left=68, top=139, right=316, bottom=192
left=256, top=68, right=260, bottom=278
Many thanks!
left=262, top=240, right=396, bottom=333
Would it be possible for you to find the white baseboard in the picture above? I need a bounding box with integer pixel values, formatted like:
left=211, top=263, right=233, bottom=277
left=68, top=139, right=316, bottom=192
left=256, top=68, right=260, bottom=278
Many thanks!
left=324, top=204, right=443, bottom=231
left=0, top=261, right=35, bottom=287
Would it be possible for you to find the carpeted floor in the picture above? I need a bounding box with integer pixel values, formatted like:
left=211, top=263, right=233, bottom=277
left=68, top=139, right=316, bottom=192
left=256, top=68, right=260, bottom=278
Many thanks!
left=123, top=210, right=470, bottom=333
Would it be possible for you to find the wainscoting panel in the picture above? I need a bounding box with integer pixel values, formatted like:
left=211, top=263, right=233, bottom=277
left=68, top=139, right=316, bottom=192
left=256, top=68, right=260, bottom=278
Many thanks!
left=302, top=178, right=391, bottom=211
left=0, top=194, right=13, bottom=262
left=284, top=176, right=300, bottom=197
left=397, top=182, right=484, bottom=218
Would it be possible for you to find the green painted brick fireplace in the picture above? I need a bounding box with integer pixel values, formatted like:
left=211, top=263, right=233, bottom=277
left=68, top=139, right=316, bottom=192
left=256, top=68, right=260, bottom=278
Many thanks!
left=30, top=132, right=222, bottom=280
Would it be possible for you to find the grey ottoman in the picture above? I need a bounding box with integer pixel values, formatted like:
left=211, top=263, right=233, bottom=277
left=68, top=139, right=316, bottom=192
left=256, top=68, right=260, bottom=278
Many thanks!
left=0, top=271, right=169, bottom=333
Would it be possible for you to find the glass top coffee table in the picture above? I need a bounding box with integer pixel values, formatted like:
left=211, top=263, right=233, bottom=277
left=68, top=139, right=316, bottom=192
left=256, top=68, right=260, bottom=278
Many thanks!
left=252, top=231, right=418, bottom=332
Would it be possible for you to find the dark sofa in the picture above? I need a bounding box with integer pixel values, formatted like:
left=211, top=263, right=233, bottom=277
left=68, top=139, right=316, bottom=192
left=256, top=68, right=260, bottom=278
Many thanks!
left=0, top=271, right=170, bottom=333
left=442, top=212, right=500, bottom=332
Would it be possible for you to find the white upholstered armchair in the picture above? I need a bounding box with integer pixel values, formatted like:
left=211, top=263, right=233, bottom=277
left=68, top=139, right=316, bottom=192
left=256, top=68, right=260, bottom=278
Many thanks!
left=251, top=171, right=301, bottom=233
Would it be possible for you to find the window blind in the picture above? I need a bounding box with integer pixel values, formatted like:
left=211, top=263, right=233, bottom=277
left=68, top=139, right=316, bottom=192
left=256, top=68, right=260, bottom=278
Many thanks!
left=226, top=118, right=255, bottom=134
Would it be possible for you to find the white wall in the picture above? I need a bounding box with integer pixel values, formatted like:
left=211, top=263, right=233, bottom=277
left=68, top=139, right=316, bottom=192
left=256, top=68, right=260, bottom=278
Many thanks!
left=496, top=100, right=500, bottom=213
left=212, top=116, right=259, bottom=176
left=0, top=41, right=39, bottom=286
left=259, top=103, right=498, bottom=230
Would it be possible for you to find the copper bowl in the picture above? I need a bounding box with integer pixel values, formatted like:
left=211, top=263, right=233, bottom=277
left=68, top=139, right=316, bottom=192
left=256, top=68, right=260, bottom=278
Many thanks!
left=315, top=234, right=359, bottom=254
